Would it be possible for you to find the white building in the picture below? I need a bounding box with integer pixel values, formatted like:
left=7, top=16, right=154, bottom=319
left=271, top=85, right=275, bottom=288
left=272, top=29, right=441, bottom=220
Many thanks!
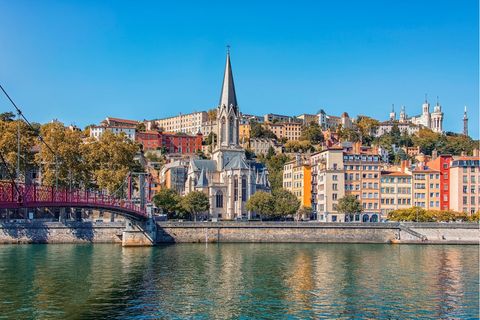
left=90, top=126, right=136, bottom=141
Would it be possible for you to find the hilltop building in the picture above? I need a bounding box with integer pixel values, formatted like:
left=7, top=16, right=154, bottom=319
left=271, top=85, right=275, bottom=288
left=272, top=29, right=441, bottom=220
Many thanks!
left=184, top=50, right=270, bottom=220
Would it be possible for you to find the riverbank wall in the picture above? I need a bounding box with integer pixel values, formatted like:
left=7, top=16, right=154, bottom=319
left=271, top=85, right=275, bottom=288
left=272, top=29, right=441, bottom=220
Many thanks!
left=0, top=221, right=478, bottom=244
left=0, top=221, right=125, bottom=244
left=157, top=222, right=480, bottom=244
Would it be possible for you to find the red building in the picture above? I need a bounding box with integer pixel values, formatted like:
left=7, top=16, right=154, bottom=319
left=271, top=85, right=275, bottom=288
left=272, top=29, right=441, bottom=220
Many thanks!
left=136, top=131, right=203, bottom=154
left=428, top=154, right=453, bottom=211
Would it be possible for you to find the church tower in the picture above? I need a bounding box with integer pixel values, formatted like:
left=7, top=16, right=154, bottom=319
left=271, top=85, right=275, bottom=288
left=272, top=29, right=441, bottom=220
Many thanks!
left=389, top=104, right=396, bottom=121
left=431, top=97, right=443, bottom=133
left=212, top=48, right=244, bottom=170
left=422, top=94, right=431, bottom=128
left=399, top=106, right=407, bottom=123
left=216, top=48, right=240, bottom=148
left=463, top=106, right=469, bottom=136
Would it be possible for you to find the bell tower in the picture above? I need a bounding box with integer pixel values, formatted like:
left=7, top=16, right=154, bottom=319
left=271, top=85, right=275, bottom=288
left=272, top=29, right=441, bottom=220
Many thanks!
left=216, top=46, right=239, bottom=148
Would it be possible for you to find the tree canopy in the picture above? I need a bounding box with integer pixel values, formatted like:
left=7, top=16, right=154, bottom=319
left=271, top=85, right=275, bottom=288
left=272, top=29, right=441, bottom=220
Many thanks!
left=300, top=122, right=324, bottom=145
left=246, top=191, right=274, bottom=217
left=181, top=191, right=210, bottom=221
left=153, top=189, right=181, bottom=218
left=336, top=195, right=363, bottom=214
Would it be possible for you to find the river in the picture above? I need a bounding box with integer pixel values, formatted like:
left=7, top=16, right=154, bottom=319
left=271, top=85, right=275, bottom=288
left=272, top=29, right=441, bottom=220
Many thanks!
left=0, top=244, right=478, bottom=319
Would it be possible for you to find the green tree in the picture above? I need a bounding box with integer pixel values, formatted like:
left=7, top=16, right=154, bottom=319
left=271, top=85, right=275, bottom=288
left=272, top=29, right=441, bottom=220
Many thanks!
left=272, top=189, right=300, bottom=218
left=336, top=195, right=362, bottom=222
left=205, top=132, right=217, bottom=146
left=153, top=189, right=181, bottom=218
left=250, top=121, right=277, bottom=139
left=246, top=191, right=274, bottom=218
left=300, top=122, right=324, bottom=145
left=356, top=116, right=379, bottom=144
left=412, top=128, right=446, bottom=155
left=284, top=140, right=314, bottom=153
left=181, top=191, right=210, bottom=221
left=338, top=127, right=360, bottom=143
left=257, top=153, right=291, bottom=192
left=266, top=146, right=276, bottom=159
left=0, top=112, right=15, bottom=122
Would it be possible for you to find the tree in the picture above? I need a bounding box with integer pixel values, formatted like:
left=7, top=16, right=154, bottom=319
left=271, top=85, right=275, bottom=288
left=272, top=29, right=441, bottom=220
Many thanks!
left=272, top=189, right=300, bottom=218
left=300, top=122, right=324, bottom=145
left=338, top=127, right=360, bottom=143
left=0, top=112, right=15, bottom=122
left=336, top=195, right=362, bottom=221
left=153, top=189, right=181, bottom=218
left=181, top=191, right=210, bottom=221
left=266, top=146, right=276, bottom=159
left=284, top=140, right=314, bottom=153
left=205, top=132, right=217, bottom=146
left=412, top=128, right=445, bottom=155
left=136, top=122, right=146, bottom=132
left=246, top=191, right=274, bottom=218
left=83, top=131, right=139, bottom=193
left=36, top=121, right=87, bottom=188
left=296, top=206, right=312, bottom=221
left=250, top=121, right=277, bottom=139
left=356, top=116, right=379, bottom=144
left=0, top=119, right=36, bottom=180
left=257, top=153, right=291, bottom=192
left=207, top=108, right=217, bottom=121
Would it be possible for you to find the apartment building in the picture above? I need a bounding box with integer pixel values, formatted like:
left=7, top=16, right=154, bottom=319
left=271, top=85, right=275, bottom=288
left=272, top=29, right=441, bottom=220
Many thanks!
left=411, top=166, right=441, bottom=210
left=148, top=111, right=208, bottom=135
left=264, top=113, right=295, bottom=123
left=449, top=157, right=480, bottom=214
left=380, top=171, right=412, bottom=217
left=428, top=154, right=453, bottom=210
left=310, top=148, right=345, bottom=222
left=296, top=113, right=318, bottom=125
left=264, top=122, right=303, bottom=141
left=239, top=123, right=251, bottom=142
left=344, top=153, right=382, bottom=220
left=283, top=156, right=311, bottom=210
left=136, top=131, right=203, bottom=154
left=90, top=126, right=136, bottom=141
left=101, top=117, right=138, bottom=128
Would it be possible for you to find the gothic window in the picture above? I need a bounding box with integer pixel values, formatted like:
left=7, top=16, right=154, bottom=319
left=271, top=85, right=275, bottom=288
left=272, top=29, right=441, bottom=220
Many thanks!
left=241, top=176, right=247, bottom=201
left=229, top=116, right=234, bottom=144
left=221, top=117, right=226, bottom=144
left=234, top=176, right=238, bottom=201
left=216, top=191, right=224, bottom=208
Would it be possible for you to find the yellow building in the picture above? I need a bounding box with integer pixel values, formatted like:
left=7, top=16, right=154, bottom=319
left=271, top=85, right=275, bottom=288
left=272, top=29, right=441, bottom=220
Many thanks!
left=380, top=170, right=412, bottom=217
left=283, top=156, right=311, bottom=208
left=411, top=166, right=440, bottom=210
left=239, top=123, right=251, bottom=142
left=264, top=122, right=303, bottom=141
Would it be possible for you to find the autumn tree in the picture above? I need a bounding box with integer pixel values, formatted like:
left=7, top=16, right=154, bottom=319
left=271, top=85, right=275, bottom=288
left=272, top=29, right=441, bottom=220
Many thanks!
left=36, top=121, right=86, bottom=188
left=207, top=108, right=217, bottom=121
left=0, top=119, right=36, bottom=180
left=0, top=112, right=15, bottom=122
left=257, top=153, right=291, bottom=192
left=83, top=131, right=139, bottom=193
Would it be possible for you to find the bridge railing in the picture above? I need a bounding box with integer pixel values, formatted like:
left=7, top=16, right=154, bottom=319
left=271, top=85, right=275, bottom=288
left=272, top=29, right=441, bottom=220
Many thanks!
left=0, top=181, right=147, bottom=217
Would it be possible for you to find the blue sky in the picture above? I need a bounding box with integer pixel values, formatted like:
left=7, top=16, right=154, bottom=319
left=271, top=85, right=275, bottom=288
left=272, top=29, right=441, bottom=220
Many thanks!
left=0, top=0, right=478, bottom=137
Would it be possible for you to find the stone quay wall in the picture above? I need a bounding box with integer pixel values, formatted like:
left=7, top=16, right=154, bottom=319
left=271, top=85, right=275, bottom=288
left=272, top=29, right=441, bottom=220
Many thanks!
left=157, top=222, right=480, bottom=244
left=0, top=221, right=125, bottom=244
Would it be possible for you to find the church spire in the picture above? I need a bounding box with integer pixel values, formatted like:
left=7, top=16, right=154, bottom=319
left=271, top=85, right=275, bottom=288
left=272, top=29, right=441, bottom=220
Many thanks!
left=219, top=47, right=238, bottom=110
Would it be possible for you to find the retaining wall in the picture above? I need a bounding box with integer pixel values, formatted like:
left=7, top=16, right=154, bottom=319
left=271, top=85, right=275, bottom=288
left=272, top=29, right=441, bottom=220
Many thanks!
left=0, top=221, right=125, bottom=244
left=157, top=222, right=479, bottom=244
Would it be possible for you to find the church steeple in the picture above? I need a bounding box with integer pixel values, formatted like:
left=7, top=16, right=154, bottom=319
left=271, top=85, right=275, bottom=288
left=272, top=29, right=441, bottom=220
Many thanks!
left=219, top=47, right=238, bottom=111
left=463, top=106, right=469, bottom=136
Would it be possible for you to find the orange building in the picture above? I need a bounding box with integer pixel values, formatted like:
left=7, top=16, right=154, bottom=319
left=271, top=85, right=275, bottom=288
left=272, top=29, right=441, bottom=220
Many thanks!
left=283, top=156, right=311, bottom=209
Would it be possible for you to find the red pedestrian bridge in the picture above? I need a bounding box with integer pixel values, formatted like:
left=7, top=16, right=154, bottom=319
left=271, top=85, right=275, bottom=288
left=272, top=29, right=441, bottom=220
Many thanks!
left=0, top=181, right=148, bottom=220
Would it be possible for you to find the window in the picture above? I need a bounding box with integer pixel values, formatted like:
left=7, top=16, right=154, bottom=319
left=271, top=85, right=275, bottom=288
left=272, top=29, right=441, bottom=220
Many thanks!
left=241, top=176, right=247, bottom=201
left=333, top=175, right=338, bottom=181
left=331, top=215, right=337, bottom=222
left=234, top=176, right=238, bottom=201
left=216, top=191, right=224, bottom=208
left=332, top=183, right=338, bottom=191
left=332, top=193, right=338, bottom=200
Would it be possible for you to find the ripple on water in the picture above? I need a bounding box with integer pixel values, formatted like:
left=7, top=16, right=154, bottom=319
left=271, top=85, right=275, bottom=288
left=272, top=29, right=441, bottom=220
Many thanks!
left=0, top=243, right=478, bottom=319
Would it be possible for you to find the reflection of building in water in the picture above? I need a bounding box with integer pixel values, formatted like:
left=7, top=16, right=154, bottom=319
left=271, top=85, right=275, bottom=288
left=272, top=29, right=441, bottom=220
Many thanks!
left=284, top=250, right=315, bottom=313
left=434, top=248, right=463, bottom=318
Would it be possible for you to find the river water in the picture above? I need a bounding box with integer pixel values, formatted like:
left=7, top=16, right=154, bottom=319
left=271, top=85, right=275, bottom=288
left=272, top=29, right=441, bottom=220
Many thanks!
left=0, top=244, right=478, bottom=319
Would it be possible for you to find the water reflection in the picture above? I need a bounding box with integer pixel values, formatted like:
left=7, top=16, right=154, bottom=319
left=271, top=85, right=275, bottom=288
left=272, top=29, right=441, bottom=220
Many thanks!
left=0, top=244, right=477, bottom=319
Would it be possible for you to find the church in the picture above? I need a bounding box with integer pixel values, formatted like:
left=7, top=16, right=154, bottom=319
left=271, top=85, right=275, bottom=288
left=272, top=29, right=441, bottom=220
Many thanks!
left=184, top=51, right=270, bottom=220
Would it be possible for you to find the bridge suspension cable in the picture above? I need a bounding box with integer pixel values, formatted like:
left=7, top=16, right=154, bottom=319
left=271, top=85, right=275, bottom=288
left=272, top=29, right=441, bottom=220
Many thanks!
left=0, top=84, right=60, bottom=190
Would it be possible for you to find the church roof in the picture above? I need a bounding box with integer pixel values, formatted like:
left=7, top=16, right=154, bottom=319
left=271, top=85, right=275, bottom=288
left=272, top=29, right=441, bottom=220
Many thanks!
left=224, top=155, right=249, bottom=170
left=219, top=51, right=238, bottom=109
left=191, top=159, right=217, bottom=172
left=196, top=167, right=209, bottom=187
